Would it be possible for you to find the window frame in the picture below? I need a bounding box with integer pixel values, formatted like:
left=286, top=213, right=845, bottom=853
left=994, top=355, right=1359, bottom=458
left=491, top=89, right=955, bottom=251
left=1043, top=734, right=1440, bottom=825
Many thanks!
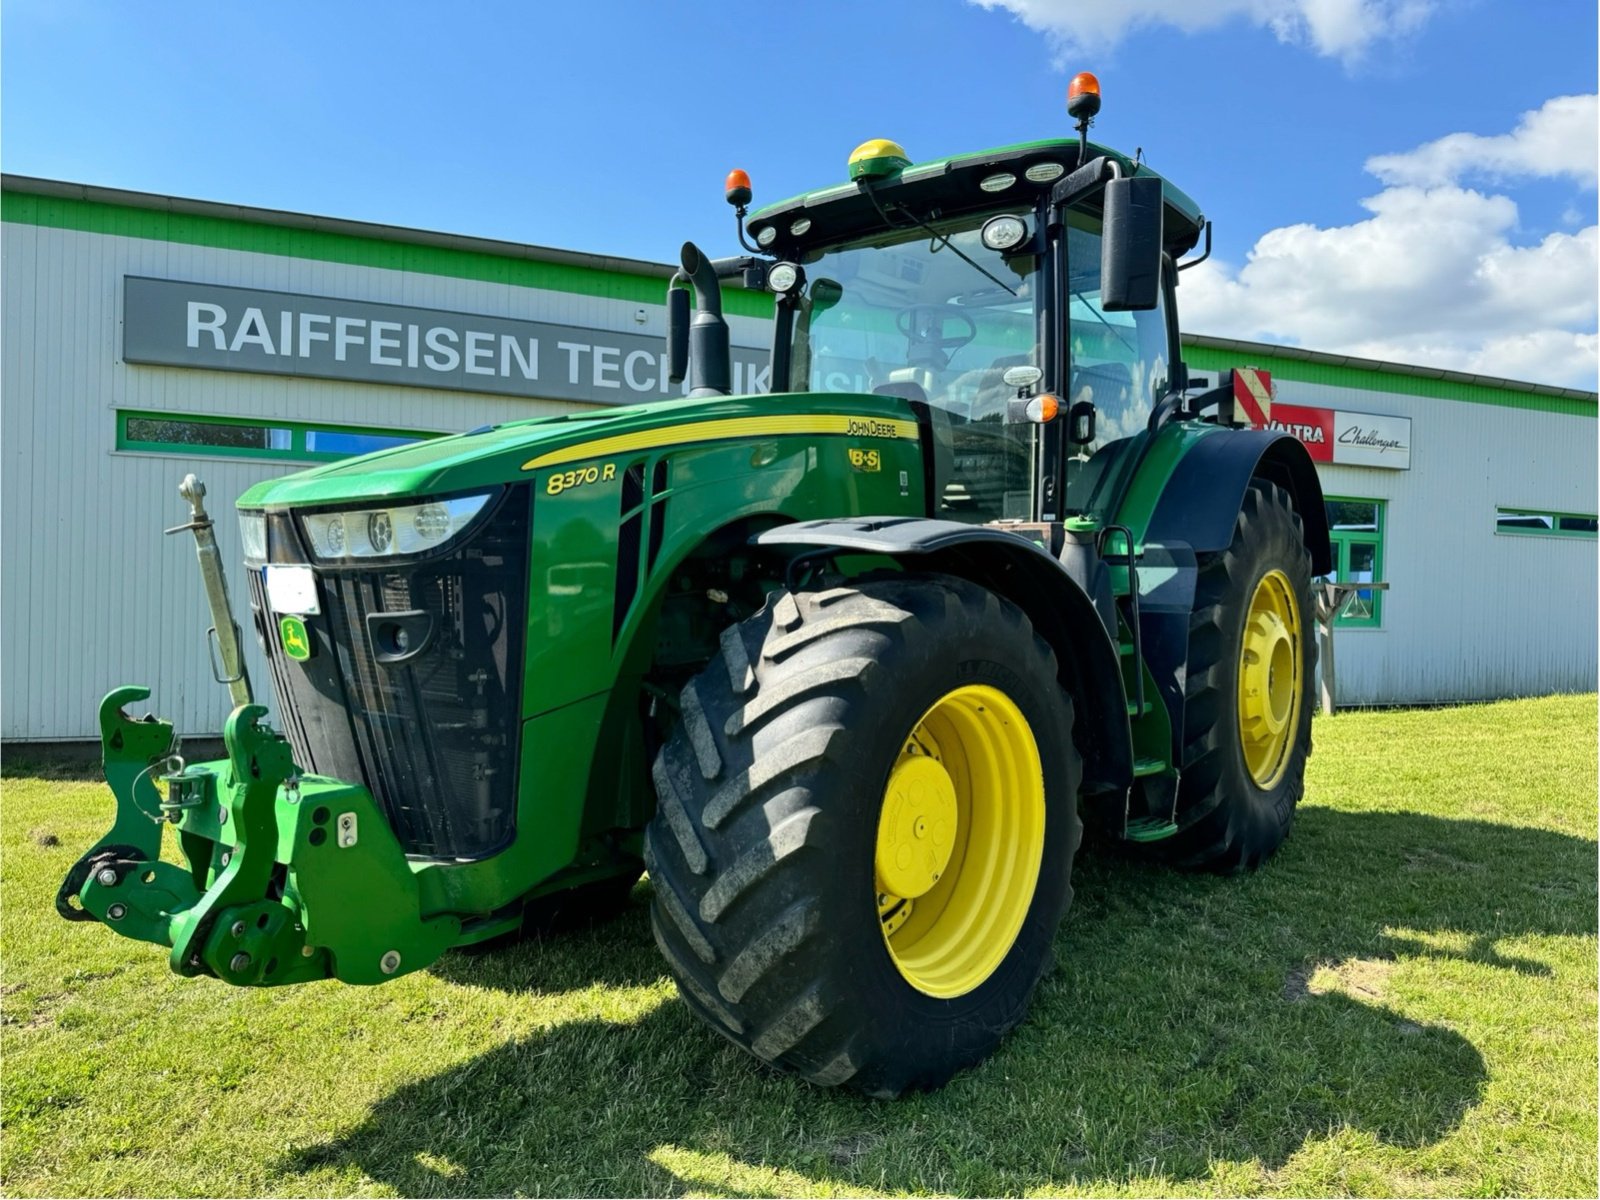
left=116, top=410, right=445, bottom=464
left=1494, top=506, right=1599, bottom=541
left=1322, top=495, right=1385, bottom=629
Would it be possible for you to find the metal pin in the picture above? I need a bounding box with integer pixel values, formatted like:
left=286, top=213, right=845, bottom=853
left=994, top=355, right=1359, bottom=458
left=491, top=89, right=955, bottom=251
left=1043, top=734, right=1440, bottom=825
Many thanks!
left=229, top=952, right=251, bottom=973
left=107, top=903, right=127, bottom=920
left=379, top=950, right=401, bottom=974
left=231, top=920, right=246, bottom=938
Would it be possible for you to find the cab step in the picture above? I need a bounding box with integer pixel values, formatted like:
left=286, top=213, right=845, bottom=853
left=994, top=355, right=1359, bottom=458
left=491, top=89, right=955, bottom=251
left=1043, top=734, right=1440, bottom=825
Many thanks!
left=1124, top=816, right=1179, bottom=842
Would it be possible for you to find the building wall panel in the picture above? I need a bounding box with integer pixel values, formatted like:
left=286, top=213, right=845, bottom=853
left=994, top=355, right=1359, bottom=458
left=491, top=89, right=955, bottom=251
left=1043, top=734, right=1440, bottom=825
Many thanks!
left=1263, top=376, right=1596, bottom=705
left=3, top=211, right=1595, bottom=741
left=2, top=221, right=766, bottom=739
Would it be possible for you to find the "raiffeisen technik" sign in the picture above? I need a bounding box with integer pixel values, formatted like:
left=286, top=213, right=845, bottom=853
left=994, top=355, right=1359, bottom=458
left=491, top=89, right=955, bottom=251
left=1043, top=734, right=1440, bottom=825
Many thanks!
left=121, top=277, right=771, bottom=404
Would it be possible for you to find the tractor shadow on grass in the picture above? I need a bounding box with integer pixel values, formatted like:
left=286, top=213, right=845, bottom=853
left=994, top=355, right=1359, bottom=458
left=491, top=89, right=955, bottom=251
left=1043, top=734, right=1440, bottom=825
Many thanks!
left=287, top=808, right=1596, bottom=1195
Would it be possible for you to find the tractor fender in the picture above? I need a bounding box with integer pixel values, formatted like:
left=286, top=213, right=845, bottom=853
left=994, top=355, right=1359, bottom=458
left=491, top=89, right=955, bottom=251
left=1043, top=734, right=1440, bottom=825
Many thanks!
left=1145, top=430, right=1332, bottom=575
left=754, top=518, right=1134, bottom=796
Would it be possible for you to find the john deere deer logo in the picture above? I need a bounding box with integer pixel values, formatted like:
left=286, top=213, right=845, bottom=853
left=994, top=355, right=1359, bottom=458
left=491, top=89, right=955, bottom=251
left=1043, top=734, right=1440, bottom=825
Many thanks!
left=279, top=615, right=313, bottom=662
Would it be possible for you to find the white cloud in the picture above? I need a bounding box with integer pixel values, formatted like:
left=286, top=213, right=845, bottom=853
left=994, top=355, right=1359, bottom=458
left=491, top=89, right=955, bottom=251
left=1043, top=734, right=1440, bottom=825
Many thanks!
left=971, top=0, right=1435, bottom=65
left=1180, top=101, right=1600, bottom=390
left=1367, top=94, right=1599, bottom=188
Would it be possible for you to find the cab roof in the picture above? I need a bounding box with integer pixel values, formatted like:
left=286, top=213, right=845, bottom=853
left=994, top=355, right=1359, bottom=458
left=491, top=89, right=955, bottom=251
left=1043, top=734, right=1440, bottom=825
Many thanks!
left=748, top=137, right=1206, bottom=261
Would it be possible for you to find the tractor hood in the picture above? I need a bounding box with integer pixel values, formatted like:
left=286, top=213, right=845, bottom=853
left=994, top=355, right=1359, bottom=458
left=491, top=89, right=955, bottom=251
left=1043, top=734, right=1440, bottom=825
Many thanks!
left=236, top=390, right=919, bottom=509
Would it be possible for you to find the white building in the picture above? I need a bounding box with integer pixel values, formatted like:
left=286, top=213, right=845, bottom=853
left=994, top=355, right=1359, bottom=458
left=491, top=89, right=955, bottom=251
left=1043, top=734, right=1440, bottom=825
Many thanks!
left=3, top=175, right=1594, bottom=739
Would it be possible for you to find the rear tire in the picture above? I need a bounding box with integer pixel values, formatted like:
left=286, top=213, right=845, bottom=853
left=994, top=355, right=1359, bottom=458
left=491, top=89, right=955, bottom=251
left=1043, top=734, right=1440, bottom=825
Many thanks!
left=644, top=573, right=1082, bottom=1095
left=1159, top=479, right=1316, bottom=871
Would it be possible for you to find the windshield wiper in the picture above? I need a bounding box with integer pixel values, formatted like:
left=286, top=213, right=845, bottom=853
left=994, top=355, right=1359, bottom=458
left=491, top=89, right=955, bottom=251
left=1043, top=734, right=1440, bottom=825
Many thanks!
left=861, top=185, right=1017, bottom=298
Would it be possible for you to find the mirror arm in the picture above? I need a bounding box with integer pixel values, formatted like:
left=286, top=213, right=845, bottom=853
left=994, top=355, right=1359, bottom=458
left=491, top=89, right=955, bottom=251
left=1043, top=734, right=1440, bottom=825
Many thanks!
left=1047, top=156, right=1124, bottom=222
left=1146, top=389, right=1191, bottom=435
left=709, top=254, right=761, bottom=281
left=1177, top=221, right=1213, bottom=272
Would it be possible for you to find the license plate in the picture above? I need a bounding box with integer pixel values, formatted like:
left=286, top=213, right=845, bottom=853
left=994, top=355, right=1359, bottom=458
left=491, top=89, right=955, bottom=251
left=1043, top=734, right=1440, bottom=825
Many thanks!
left=264, top=564, right=321, bottom=615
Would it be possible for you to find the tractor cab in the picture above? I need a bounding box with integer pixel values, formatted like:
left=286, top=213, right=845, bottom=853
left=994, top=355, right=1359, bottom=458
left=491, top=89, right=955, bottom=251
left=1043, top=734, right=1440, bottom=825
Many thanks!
left=725, top=82, right=1206, bottom=532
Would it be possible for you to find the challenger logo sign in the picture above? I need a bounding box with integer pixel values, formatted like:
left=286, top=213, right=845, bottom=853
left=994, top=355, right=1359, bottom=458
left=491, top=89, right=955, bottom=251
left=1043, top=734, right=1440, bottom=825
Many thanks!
left=1265, top=402, right=1412, bottom=470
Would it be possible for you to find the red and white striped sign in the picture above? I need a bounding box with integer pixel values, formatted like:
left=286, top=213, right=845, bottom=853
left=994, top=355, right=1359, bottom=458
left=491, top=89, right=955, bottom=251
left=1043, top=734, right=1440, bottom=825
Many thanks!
left=1232, top=367, right=1273, bottom=426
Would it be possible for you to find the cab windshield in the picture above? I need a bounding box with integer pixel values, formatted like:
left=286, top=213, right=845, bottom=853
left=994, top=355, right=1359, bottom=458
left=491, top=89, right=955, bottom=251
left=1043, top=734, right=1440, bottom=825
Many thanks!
left=794, top=215, right=1041, bottom=523
left=790, top=207, right=1175, bottom=524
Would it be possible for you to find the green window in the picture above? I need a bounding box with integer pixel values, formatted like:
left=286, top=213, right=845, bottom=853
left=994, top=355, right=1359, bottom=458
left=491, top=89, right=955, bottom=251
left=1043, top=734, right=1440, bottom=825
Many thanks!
left=1495, top=507, right=1598, bottom=539
left=1322, top=497, right=1385, bottom=628
left=117, top=411, right=443, bottom=463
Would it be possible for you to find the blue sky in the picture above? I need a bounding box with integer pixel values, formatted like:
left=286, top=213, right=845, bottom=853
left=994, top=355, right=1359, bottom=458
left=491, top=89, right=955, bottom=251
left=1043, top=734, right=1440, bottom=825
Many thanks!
left=4, top=0, right=1596, bottom=386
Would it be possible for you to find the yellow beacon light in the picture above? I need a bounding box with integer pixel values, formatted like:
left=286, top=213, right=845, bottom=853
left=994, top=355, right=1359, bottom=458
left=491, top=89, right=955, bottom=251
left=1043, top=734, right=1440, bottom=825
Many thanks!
left=848, top=138, right=911, bottom=182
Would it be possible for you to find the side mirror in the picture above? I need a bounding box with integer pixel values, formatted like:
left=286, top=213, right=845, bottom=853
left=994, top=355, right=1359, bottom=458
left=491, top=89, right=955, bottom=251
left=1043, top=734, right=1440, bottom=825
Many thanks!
left=1100, top=175, right=1163, bottom=312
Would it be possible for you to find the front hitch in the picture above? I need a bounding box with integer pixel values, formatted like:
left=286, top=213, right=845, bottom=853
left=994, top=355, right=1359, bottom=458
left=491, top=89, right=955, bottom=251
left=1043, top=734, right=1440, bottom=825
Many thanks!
left=58, top=687, right=460, bottom=986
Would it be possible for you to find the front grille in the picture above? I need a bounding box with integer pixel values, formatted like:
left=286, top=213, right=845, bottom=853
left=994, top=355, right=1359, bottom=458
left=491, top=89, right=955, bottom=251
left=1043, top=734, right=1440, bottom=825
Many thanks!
left=248, top=489, right=530, bottom=860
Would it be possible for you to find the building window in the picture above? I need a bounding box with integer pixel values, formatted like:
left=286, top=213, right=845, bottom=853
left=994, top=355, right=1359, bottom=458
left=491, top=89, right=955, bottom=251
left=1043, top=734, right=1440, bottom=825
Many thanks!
left=1321, top=497, right=1385, bottom=628
left=117, top=411, right=443, bottom=463
left=1495, top=507, right=1598, bottom=539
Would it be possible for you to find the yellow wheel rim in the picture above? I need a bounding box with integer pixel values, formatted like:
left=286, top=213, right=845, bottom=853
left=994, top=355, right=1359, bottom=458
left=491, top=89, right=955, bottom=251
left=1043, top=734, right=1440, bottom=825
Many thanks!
left=1237, top=569, right=1303, bottom=789
left=874, top=684, right=1046, bottom=998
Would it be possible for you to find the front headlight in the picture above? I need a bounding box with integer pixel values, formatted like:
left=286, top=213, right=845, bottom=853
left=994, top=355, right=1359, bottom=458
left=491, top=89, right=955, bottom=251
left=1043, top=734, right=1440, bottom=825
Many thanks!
left=300, top=492, right=494, bottom=561
left=239, top=510, right=268, bottom=563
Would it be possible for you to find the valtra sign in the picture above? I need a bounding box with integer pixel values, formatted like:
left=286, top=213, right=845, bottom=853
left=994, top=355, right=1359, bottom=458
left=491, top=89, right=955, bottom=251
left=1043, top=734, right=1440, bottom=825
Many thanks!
left=121, top=277, right=771, bottom=405
left=1264, top=401, right=1412, bottom=470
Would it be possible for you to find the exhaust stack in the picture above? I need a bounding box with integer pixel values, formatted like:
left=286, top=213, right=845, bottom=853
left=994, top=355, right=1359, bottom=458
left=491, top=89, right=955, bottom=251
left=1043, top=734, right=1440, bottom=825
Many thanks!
left=667, top=241, right=732, bottom=398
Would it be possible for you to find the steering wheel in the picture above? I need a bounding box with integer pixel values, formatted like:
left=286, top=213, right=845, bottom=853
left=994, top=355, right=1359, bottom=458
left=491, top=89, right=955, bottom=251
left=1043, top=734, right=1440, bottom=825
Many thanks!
left=897, top=305, right=978, bottom=370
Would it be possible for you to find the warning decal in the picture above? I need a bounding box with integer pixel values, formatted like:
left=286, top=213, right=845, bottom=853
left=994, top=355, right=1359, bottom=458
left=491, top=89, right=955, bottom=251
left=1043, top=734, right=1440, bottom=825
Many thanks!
left=1233, top=367, right=1273, bottom=426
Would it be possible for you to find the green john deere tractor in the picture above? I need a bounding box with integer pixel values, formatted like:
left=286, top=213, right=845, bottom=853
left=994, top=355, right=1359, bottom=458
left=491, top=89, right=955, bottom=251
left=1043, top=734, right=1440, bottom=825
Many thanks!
left=59, top=77, right=1330, bottom=1097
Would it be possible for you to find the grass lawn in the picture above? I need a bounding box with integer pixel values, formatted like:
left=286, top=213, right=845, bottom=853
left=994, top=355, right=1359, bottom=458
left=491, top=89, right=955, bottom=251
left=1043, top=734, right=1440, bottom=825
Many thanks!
left=2, top=694, right=1595, bottom=1197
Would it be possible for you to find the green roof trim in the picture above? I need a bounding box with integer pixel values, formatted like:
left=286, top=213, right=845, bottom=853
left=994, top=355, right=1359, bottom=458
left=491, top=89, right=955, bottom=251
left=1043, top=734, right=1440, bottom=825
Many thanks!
left=1181, top=337, right=1596, bottom=418
left=1, top=183, right=776, bottom=319
left=753, top=137, right=1205, bottom=231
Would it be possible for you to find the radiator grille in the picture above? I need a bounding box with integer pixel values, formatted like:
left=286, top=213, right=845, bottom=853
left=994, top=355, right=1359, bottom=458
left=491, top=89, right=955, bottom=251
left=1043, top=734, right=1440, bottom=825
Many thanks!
left=248, top=489, right=530, bottom=860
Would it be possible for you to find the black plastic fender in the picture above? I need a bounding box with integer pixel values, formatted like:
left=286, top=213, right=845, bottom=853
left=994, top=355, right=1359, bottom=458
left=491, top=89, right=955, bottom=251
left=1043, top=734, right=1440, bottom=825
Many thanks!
left=754, top=518, right=1134, bottom=797
left=1146, top=430, right=1332, bottom=575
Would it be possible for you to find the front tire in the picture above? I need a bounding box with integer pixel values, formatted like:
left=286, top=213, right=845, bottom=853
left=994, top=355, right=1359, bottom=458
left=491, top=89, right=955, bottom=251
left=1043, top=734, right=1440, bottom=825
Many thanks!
left=1160, top=479, right=1316, bottom=871
left=644, top=574, right=1082, bottom=1096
